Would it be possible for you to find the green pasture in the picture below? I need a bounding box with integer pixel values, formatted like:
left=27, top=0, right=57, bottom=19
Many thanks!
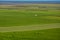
left=0, top=10, right=60, bottom=27
left=0, top=28, right=60, bottom=40
left=0, top=4, right=60, bottom=40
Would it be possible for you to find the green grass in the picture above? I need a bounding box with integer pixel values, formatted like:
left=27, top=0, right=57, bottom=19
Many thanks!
left=0, top=10, right=60, bottom=27
left=0, top=4, right=60, bottom=40
left=0, top=28, right=60, bottom=40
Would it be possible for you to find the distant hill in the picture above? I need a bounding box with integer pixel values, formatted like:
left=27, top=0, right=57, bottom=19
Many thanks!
left=0, top=1, right=60, bottom=4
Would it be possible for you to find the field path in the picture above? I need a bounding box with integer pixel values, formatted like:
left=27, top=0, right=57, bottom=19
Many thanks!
left=0, top=23, right=60, bottom=32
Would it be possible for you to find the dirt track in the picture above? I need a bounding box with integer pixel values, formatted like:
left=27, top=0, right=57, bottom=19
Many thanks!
left=0, top=23, right=60, bottom=32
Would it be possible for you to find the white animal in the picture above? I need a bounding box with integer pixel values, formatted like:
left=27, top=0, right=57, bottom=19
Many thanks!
left=35, top=14, right=37, bottom=16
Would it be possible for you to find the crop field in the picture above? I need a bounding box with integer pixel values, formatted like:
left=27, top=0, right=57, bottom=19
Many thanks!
left=0, top=4, right=60, bottom=40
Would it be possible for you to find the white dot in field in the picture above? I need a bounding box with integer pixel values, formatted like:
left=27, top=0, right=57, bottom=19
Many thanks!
left=35, top=14, right=37, bottom=16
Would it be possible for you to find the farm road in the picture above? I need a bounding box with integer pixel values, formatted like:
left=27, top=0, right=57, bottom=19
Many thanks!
left=0, top=23, right=60, bottom=32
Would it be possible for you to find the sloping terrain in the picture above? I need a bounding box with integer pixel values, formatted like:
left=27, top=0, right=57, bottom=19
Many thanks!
left=0, top=23, right=60, bottom=32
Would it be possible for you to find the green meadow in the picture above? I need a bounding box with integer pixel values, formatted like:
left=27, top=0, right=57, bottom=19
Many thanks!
left=0, top=4, right=60, bottom=40
left=0, top=10, right=60, bottom=27
left=0, top=28, right=60, bottom=40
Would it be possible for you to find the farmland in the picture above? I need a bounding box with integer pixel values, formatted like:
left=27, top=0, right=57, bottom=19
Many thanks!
left=0, top=4, right=60, bottom=27
left=0, top=28, right=60, bottom=40
left=0, top=4, right=60, bottom=40
left=0, top=10, right=60, bottom=27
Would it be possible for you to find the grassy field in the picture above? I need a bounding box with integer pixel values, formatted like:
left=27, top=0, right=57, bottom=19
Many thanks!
left=0, top=4, right=60, bottom=40
left=0, top=10, right=60, bottom=27
left=0, top=28, right=60, bottom=40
